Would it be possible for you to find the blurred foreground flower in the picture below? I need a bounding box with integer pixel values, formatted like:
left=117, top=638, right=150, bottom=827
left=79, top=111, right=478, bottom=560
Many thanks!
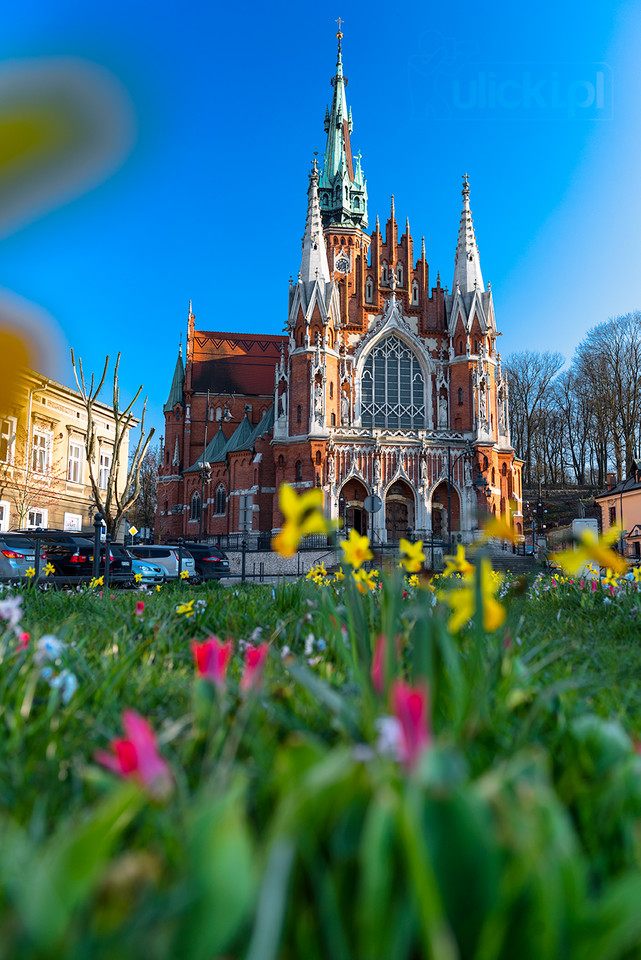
left=192, top=636, right=233, bottom=689
left=135, top=601, right=144, bottom=616
left=352, top=567, right=377, bottom=593
left=399, top=538, right=425, bottom=573
left=34, top=634, right=65, bottom=666
left=391, top=681, right=431, bottom=770
left=443, top=544, right=474, bottom=578
left=551, top=527, right=627, bottom=576
left=439, top=557, right=506, bottom=633
left=96, top=709, right=172, bottom=800
left=0, top=594, right=23, bottom=631
left=241, top=642, right=269, bottom=693
left=272, top=483, right=330, bottom=556
left=341, top=529, right=373, bottom=570
left=176, top=599, right=195, bottom=618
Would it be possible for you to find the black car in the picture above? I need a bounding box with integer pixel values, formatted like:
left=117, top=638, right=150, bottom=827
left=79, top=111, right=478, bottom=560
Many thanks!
left=181, top=542, right=230, bottom=580
left=11, top=531, right=133, bottom=584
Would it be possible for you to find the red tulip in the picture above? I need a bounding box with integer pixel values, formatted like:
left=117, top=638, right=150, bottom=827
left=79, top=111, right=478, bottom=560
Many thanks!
left=136, top=601, right=145, bottom=616
left=371, top=634, right=386, bottom=694
left=192, top=636, right=233, bottom=689
left=240, top=642, right=269, bottom=693
left=391, top=681, right=431, bottom=770
left=95, top=709, right=172, bottom=798
left=16, top=632, right=29, bottom=651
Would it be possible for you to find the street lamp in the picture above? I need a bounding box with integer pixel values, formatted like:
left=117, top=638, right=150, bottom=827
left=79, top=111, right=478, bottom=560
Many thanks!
left=198, top=461, right=211, bottom=542
left=446, top=441, right=473, bottom=553
left=339, top=495, right=345, bottom=535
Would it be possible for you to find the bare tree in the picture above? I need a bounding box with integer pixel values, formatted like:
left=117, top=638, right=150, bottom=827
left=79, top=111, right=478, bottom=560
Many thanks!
left=70, top=351, right=155, bottom=539
left=505, top=350, right=565, bottom=485
left=0, top=425, right=67, bottom=529
left=126, top=444, right=159, bottom=536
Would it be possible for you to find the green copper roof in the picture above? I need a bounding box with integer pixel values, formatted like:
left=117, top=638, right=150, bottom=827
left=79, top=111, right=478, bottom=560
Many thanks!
left=184, top=424, right=229, bottom=473
left=163, top=346, right=184, bottom=413
left=246, top=404, right=274, bottom=447
left=223, top=412, right=256, bottom=454
left=185, top=405, right=275, bottom=473
left=319, top=32, right=367, bottom=229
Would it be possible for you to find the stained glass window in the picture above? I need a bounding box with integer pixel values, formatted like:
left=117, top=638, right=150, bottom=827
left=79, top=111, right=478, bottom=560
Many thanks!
left=361, top=336, right=425, bottom=429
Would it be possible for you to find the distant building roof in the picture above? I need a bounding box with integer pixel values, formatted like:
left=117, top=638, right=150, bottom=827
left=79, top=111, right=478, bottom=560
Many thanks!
left=595, top=476, right=641, bottom=499
left=191, top=331, right=287, bottom=396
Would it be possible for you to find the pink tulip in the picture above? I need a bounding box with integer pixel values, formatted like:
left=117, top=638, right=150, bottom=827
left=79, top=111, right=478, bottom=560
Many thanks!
left=240, top=642, right=269, bottom=693
left=136, top=601, right=145, bottom=616
left=16, top=632, right=29, bottom=651
left=95, top=709, right=172, bottom=798
left=371, top=634, right=386, bottom=694
left=192, top=636, right=233, bottom=688
left=591, top=580, right=598, bottom=592
left=391, top=681, right=431, bottom=770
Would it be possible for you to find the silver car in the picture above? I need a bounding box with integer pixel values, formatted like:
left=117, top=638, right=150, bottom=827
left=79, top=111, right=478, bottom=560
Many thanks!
left=0, top=534, right=46, bottom=579
left=127, top=545, right=196, bottom=580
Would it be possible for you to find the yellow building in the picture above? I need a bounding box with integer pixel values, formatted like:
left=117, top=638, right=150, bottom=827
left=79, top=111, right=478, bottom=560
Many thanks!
left=594, top=463, right=641, bottom=563
left=0, top=370, right=135, bottom=534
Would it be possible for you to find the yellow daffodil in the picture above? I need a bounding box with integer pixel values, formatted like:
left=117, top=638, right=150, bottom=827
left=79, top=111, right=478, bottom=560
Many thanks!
left=340, top=529, right=373, bottom=570
left=632, top=567, right=641, bottom=583
left=438, top=557, right=506, bottom=633
left=180, top=569, right=190, bottom=580
left=176, top=599, right=195, bottom=617
left=134, top=573, right=143, bottom=583
left=25, top=566, right=35, bottom=579
left=43, top=562, right=56, bottom=577
left=602, top=568, right=619, bottom=588
left=156, top=584, right=162, bottom=593
left=408, top=574, right=420, bottom=587
left=352, top=567, right=377, bottom=593
left=550, top=527, right=627, bottom=576
left=306, top=561, right=327, bottom=582
left=272, top=483, right=330, bottom=557
left=399, top=538, right=425, bottom=573
left=89, top=576, right=104, bottom=588
left=443, top=544, right=474, bottom=578
left=333, top=567, right=345, bottom=582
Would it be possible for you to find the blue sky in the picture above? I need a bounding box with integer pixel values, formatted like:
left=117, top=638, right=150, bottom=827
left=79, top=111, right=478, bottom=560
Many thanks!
left=2, top=0, right=640, bottom=440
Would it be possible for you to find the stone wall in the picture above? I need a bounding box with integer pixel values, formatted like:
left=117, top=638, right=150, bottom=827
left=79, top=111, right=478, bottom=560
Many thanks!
left=225, top=547, right=338, bottom=578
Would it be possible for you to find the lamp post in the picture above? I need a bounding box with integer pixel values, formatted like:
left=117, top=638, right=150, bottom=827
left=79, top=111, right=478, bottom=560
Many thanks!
left=447, top=441, right=473, bottom=554
left=199, top=461, right=211, bottom=542
left=339, top=495, right=345, bottom=536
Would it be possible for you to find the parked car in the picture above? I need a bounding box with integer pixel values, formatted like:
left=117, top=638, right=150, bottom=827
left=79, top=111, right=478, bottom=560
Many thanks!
left=180, top=542, right=230, bottom=580
left=128, top=553, right=166, bottom=586
left=127, top=545, right=196, bottom=580
left=11, top=531, right=133, bottom=584
left=0, top=534, right=46, bottom=580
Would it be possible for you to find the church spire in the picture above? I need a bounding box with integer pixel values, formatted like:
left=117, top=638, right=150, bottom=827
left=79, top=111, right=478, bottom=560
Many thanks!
left=319, top=22, right=368, bottom=229
left=299, top=157, right=330, bottom=282
left=453, top=173, right=484, bottom=294
left=163, top=342, right=184, bottom=413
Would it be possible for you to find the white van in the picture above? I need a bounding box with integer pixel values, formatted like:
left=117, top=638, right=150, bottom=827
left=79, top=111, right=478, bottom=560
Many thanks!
left=128, top=545, right=196, bottom=580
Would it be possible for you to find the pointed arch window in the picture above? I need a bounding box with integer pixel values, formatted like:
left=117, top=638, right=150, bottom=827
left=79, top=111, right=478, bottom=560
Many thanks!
left=365, top=277, right=373, bottom=303
left=458, top=387, right=464, bottom=406
left=190, top=491, right=201, bottom=521
left=396, top=263, right=403, bottom=286
left=411, top=280, right=419, bottom=305
left=214, top=484, right=226, bottom=515
left=360, top=335, right=426, bottom=429
left=295, top=460, right=302, bottom=481
left=381, top=261, right=388, bottom=283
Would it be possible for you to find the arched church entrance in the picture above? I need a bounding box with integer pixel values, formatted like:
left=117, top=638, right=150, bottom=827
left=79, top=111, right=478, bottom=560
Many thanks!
left=385, top=480, right=415, bottom=542
left=340, top=478, right=369, bottom=537
left=431, top=481, right=460, bottom=539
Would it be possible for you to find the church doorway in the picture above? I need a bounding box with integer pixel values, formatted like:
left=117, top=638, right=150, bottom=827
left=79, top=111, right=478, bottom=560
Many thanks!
left=340, top=479, right=369, bottom=537
left=385, top=480, right=415, bottom=543
left=431, top=481, right=460, bottom=539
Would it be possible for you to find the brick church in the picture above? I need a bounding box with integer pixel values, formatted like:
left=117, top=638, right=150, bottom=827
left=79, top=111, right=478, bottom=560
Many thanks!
left=157, top=29, right=523, bottom=545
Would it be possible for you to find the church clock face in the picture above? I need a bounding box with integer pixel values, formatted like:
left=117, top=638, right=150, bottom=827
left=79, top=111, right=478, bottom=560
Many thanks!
left=335, top=256, right=350, bottom=273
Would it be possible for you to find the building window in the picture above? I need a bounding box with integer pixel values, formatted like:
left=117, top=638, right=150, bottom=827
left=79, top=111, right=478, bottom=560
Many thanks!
left=31, top=429, right=50, bottom=474
left=295, top=460, right=302, bottom=481
left=329, top=382, right=333, bottom=399
left=216, top=406, right=222, bottom=421
left=381, top=261, right=388, bottom=283
left=458, top=339, right=463, bottom=355
left=297, top=405, right=302, bottom=423
left=68, top=441, right=83, bottom=483
left=164, top=500, right=169, bottom=513
left=0, top=500, right=9, bottom=532
left=315, top=450, right=321, bottom=465
left=26, top=507, right=47, bottom=530
left=366, top=278, right=373, bottom=302
left=0, top=418, right=16, bottom=463
left=190, top=491, right=201, bottom=521
left=396, top=263, right=403, bottom=286
left=411, top=281, right=419, bottom=306
left=458, top=388, right=463, bottom=406
left=360, top=335, right=426, bottom=430
left=239, top=494, right=253, bottom=532
left=609, top=506, right=617, bottom=525
left=214, top=484, right=226, bottom=515
left=165, top=449, right=169, bottom=464
left=331, top=412, right=336, bottom=426
left=99, top=450, right=111, bottom=490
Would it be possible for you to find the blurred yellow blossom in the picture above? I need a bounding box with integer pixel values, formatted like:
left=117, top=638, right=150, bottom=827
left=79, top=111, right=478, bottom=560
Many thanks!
left=443, top=544, right=474, bottom=578
left=438, top=557, right=506, bottom=633
left=550, top=527, right=627, bottom=577
left=272, top=483, right=330, bottom=557
left=399, top=538, right=425, bottom=573
left=340, top=529, right=373, bottom=570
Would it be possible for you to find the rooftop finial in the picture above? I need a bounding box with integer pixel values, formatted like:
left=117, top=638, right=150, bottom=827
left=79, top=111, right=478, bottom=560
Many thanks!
left=462, top=172, right=470, bottom=202
left=422, top=236, right=426, bottom=258
left=390, top=194, right=395, bottom=220
left=335, top=16, right=344, bottom=56
left=188, top=299, right=193, bottom=317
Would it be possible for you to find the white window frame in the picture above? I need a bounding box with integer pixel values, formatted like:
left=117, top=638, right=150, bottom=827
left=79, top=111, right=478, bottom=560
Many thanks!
left=32, top=428, right=51, bottom=475
left=26, top=507, right=48, bottom=530
left=365, top=278, right=373, bottom=303
left=0, top=417, right=16, bottom=464
left=0, top=500, right=10, bottom=532
left=412, top=280, right=419, bottom=305
left=396, top=263, right=403, bottom=286
left=99, top=449, right=111, bottom=490
left=68, top=440, right=83, bottom=484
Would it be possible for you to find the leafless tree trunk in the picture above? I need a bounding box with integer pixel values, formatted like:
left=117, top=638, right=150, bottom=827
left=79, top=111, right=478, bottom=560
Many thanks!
left=71, top=350, right=155, bottom=539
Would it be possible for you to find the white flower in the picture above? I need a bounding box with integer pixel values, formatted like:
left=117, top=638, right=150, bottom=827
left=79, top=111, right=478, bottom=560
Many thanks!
left=0, top=595, right=23, bottom=631
left=304, top=633, right=315, bottom=656
left=49, top=669, right=78, bottom=704
left=374, top=715, right=404, bottom=761
left=34, top=634, right=66, bottom=666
